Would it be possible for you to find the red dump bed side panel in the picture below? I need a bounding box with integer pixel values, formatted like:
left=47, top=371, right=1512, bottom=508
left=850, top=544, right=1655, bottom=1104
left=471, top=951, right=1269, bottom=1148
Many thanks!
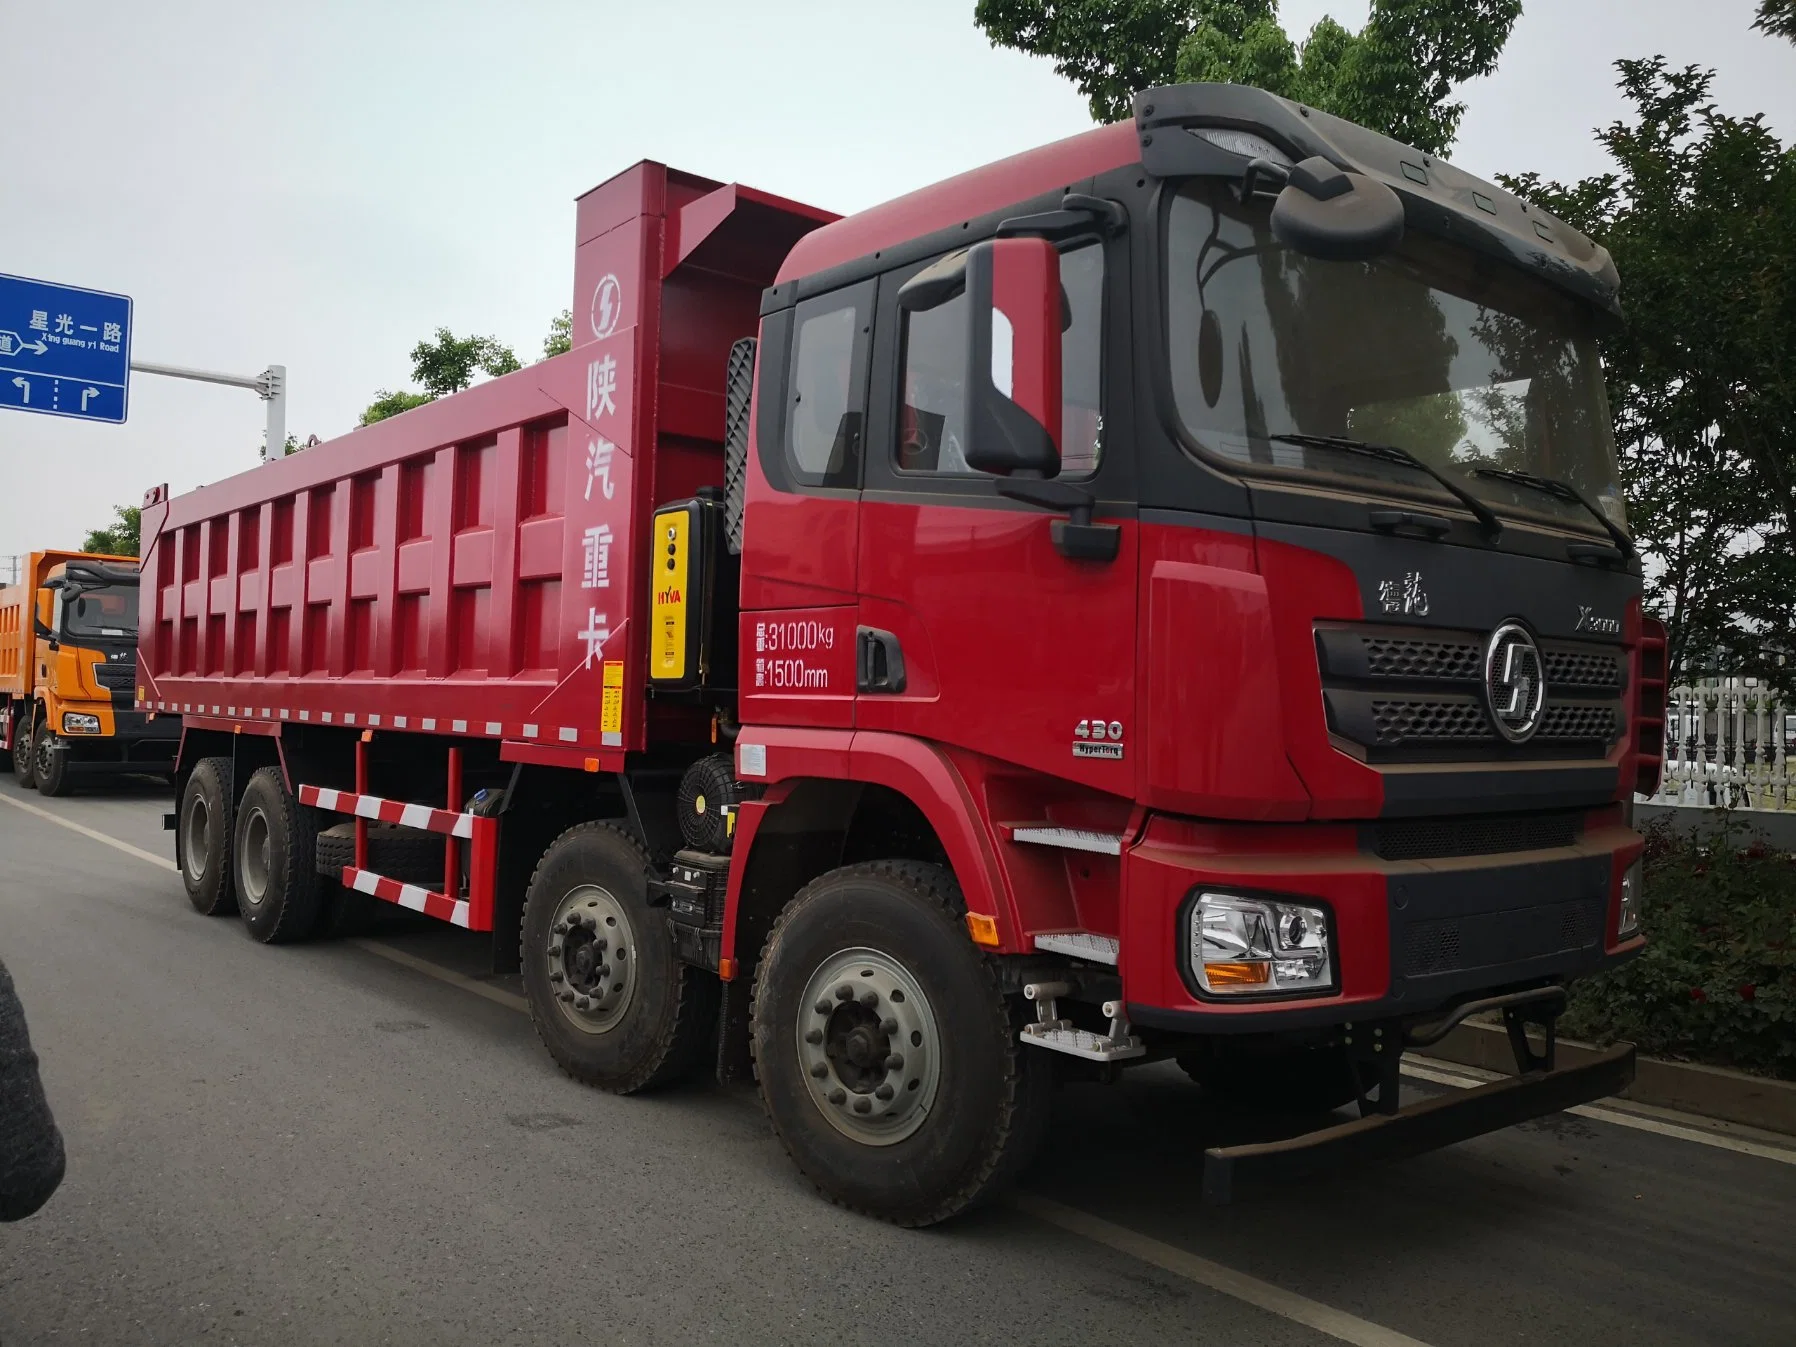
left=138, top=162, right=834, bottom=764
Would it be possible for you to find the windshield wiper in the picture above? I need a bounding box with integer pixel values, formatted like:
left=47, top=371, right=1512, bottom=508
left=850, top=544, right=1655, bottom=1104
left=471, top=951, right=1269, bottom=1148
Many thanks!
left=1469, top=466, right=1634, bottom=557
left=1265, top=434, right=1503, bottom=538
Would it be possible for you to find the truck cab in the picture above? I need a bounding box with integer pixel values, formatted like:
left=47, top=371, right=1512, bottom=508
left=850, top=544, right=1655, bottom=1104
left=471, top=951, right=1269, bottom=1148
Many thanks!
left=2, top=553, right=177, bottom=794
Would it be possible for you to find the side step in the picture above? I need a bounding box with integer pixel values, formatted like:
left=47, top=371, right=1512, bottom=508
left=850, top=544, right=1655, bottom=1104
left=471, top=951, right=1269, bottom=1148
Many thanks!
left=1019, top=981, right=1144, bottom=1062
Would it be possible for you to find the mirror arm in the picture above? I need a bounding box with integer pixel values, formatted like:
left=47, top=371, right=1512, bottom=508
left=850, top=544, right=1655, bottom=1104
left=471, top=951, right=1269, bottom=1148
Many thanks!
left=1237, top=157, right=1291, bottom=202
left=995, top=479, right=1120, bottom=562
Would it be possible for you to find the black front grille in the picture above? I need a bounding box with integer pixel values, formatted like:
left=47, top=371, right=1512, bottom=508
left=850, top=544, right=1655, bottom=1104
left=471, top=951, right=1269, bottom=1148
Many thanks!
left=93, top=660, right=135, bottom=691
left=1364, top=637, right=1482, bottom=681
left=1401, top=898, right=1603, bottom=979
left=1368, top=811, right=1582, bottom=861
left=1544, top=648, right=1624, bottom=690
left=1318, top=622, right=1625, bottom=763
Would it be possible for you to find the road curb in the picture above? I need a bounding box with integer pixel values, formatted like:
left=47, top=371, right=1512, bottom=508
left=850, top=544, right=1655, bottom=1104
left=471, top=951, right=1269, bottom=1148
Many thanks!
left=1426, top=1021, right=1796, bottom=1136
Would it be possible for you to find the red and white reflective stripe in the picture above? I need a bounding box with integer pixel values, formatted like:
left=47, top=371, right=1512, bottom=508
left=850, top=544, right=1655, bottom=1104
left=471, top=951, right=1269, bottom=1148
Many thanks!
left=343, top=867, right=469, bottom=928
left=298, top=784, right=474, bottom=839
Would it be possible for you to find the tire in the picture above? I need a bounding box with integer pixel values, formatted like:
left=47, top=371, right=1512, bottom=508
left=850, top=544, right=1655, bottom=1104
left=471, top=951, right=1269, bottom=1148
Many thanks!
left=13, top=712, right=38, bottom=789
left=233, top=766, right=324, bottom=943
left=314, top=822, right=446, bottom=885
left=1177, top=1046, right=1364, bottom=1114
left=750, top=860, right=1052, bottom=1227
left=179, top=757, right=236, bottom=915
left=520, top=822, right=717, bottom=1093
left=34, top=728, right=71, bottom=797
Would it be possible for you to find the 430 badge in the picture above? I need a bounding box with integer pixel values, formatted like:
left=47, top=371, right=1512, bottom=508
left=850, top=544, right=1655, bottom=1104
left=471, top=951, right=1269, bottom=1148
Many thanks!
left=1072, top=718, right=1125, bottom=760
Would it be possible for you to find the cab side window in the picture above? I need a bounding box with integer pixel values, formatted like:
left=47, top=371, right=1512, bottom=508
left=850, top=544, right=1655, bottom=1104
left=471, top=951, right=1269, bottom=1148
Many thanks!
left=895, top=240, right=1105, bottom=479
left=785, top=289, right=870, bottom=489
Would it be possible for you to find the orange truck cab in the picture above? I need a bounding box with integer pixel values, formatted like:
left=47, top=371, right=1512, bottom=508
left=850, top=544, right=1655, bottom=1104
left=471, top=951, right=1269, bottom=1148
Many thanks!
left=0, top=551, right=178, bottom=795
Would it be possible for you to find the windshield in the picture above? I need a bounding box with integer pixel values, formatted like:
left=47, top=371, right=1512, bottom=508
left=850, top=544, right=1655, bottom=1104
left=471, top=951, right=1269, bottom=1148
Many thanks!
left=62, top=583, right=139, bottom=639
left=1165, top=183, right=1627, bottom=536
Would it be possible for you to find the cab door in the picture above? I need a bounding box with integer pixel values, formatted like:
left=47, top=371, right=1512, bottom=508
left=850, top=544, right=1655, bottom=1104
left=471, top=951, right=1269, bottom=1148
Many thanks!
left=854, top=234, right=1138, bottom=794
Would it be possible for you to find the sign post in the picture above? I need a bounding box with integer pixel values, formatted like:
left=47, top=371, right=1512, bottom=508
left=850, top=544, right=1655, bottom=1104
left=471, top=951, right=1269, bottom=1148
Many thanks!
left=0, top=272, right=133, bottom=423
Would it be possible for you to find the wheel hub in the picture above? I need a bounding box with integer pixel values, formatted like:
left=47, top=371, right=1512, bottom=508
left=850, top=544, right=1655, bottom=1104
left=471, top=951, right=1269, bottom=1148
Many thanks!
left=796, top=948, right=941, bottom=1146
left=547, top=885, right=635, bottom=1034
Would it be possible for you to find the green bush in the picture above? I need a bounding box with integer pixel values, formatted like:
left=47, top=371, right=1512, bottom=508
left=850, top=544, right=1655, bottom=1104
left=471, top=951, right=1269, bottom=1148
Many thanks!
left=1562, top=818, right=1796, bottom=1080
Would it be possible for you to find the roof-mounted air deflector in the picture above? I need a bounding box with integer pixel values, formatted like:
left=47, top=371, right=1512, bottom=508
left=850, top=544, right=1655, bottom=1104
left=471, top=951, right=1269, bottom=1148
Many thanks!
left=1132, top=82, right=1621, bottom=316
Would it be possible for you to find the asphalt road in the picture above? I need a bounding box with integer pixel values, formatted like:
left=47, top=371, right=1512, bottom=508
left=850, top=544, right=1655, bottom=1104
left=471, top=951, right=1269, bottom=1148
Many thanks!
left=1, top=773, right=1792, bottom=1347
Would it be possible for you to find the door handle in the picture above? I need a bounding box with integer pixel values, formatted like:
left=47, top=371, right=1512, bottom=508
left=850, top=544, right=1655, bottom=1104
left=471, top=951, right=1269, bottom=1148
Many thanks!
left=856, top=627, right=906, bottom=694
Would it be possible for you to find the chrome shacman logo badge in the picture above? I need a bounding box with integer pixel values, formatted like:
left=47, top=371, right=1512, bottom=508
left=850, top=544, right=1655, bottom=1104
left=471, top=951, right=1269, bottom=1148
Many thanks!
left=1483, top=622, right=1547, bottom=743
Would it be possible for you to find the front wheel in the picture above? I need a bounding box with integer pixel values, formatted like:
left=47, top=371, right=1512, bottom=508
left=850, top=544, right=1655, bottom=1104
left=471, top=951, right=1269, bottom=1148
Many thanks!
left=33, top=729, right=71, bottom=797
left=751, top=861, right=1050, bottom=1227
left=520, top=822, right=717, bottom=1093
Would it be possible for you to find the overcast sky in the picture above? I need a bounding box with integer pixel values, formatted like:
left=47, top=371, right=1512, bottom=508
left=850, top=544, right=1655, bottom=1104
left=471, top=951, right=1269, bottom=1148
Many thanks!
left=1, top=0, right=1791, bottom=562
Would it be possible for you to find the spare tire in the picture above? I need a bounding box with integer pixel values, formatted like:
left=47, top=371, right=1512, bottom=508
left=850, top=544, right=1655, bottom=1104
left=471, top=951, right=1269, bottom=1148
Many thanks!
left=315, top=822, right=447, bottom=886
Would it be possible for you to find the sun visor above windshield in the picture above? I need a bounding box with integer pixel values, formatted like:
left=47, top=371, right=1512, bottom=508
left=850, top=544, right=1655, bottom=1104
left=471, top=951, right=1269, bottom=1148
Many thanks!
left=1133, top=84, right=1621, bottom=319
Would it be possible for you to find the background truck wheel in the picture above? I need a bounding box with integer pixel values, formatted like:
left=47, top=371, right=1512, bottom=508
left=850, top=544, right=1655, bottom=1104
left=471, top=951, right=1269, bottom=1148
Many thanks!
left=750, top=860, right=1051, bottom=1227
left=1177, top=1046, right=1364, bottom=1114
left=33, top=729, right=71, bottom=797
left=179, top=757, right=237, bottom=915
left=13, top=714, right=38, bottom=789
left=520, top=821, right=717, bottom=1094
left=233, top=766, right=324, bottom=943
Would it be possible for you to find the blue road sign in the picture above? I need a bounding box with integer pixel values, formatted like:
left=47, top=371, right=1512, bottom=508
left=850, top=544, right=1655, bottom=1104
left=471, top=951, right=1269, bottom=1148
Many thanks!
left=0, top=272, right=133, bottom=424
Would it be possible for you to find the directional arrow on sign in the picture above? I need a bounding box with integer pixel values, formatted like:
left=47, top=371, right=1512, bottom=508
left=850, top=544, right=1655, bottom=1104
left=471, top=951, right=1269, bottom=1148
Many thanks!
left=0, top=331, right=50, bottom=358
left=80, top=387, right=99, bottom=410
left=10, top=376, right=29, bottom=404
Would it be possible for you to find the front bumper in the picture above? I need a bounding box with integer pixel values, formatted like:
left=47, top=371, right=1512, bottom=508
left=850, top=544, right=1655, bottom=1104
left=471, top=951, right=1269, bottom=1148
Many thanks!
left=1120, top=811, right=1645, bottom=1032
left=1201, top=1042, right=1636, bottom=1203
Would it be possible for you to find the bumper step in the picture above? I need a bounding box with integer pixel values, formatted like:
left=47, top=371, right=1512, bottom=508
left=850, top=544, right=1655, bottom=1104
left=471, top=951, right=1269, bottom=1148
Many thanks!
left=1201, top=1042, right=1637, bottom=1204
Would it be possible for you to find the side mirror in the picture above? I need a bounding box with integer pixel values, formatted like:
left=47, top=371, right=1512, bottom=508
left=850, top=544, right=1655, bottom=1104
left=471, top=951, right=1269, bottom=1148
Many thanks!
left=1266, top=156, right=1405, bottom=262
left=963, top=237, right=1062, bottom=476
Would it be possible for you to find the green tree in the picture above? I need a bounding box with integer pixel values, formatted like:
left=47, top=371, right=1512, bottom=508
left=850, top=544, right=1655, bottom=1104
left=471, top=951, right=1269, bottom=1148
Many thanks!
left=82, top=505, right=140, bottom=557
left=1755, top=1, right=1795, bottom=41
left=975, top=0, right=1522, bottom=153
left=359, top=327, right=522, bottom=425
left=543, top=309, right=572, bottom=358
left=1504, top=58, right=1796, bottom=687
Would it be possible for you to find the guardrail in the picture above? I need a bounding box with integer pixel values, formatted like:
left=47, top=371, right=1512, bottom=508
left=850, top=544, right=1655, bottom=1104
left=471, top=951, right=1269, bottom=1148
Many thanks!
left=1648, top=680, right=1793, bottom=811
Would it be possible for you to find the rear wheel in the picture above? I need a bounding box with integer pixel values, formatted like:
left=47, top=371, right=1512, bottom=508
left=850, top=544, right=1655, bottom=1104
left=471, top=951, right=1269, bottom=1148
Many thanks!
left=13, top=712, right=38, bottom=789
left=179, top=758, right=236, bottom=915
left=520, top=822, right=716, bottom=1093
left=233, top=766, right=323, bottom=943
left=751, top=861, right=1050, bottom=1227
left=33, top=728, right=71, bottom=797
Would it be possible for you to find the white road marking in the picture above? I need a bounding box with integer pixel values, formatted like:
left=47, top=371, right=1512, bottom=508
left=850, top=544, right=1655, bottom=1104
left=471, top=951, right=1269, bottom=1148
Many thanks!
left=1402, top=1060, right=1796, bottom=1165
left=0, top=790, right=177, bottom=871
left=346, top=938, right=527, bottom=1013
left=1015, top=1195, right=1434, bottom=1347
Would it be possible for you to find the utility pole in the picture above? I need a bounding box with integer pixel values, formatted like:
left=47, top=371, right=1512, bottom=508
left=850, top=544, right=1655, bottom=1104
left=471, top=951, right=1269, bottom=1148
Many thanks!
left=129, top=360, right=286, bottom=457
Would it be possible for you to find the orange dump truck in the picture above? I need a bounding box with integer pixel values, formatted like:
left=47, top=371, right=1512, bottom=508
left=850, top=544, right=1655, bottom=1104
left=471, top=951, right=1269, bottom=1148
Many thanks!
left=0, top=550, right=179, bottom=795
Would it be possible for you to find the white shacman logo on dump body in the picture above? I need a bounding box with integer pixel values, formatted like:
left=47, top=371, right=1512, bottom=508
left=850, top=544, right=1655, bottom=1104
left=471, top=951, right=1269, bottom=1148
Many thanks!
left=1483, top=622, right=1547, bottom=743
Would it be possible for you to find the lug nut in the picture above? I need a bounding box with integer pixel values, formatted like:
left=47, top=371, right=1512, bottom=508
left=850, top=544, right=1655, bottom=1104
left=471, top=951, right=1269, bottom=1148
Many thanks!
left=805, top=1029, right=823, bottom=1045
left=834, top=985, right=853, bottom=1001
left=875, top=1084, right=894, bottom=1101
left=810, top=1063, right=829, bottom=1079
left=548, top=942, right=563, bottom=956
left=575, top=996, right=592, bottom=1011
left=859, top=990, right=879, bottom=1007
left=828, top=1088, right=846, bottom=1105
left=549, top=971, right=564, bottom=984
left=814, top=999, right=832, bottom=1015
left=880, top=1018, right=898, bottom=1035
left=552, top=921, right=569, bottom=935
left=884, top=1054, right=904, bottom=1071
left=852, top=1098, right=872, bottom=1114
left=558, top=990, right=574, bottom=1003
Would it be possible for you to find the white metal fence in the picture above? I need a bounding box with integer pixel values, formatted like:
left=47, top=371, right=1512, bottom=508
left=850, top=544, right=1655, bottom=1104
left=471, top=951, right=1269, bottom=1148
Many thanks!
left=1649, top=678, right=1795, bottom=811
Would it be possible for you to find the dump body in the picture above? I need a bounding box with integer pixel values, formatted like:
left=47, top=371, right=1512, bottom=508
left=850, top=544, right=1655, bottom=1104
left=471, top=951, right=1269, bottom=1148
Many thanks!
left=138, top=166, right=832, bottom=763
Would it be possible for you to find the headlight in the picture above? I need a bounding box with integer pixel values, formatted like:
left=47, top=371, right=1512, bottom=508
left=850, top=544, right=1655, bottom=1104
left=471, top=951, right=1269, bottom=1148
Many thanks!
left=1190, top=892, right=1334, bottom=996
left=62, top=712, right=101, bottom=734
left=1617, top=859, right=1643, bottom=937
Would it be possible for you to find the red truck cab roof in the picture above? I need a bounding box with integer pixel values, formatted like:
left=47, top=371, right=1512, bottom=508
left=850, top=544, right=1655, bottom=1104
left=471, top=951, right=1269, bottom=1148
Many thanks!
left=775, top=122, right=1138, bottom=284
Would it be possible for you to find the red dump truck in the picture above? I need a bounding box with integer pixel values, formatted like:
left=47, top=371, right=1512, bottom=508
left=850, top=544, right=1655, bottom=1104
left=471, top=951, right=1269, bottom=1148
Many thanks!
left=140, top=83, right=1665, bottom=1224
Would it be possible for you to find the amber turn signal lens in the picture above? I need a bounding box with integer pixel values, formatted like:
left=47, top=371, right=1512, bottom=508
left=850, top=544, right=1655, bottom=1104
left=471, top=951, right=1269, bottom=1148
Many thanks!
left=965, top=912, right=1001, bottom=947
left=1202, top=960, right=1272, bottom=987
